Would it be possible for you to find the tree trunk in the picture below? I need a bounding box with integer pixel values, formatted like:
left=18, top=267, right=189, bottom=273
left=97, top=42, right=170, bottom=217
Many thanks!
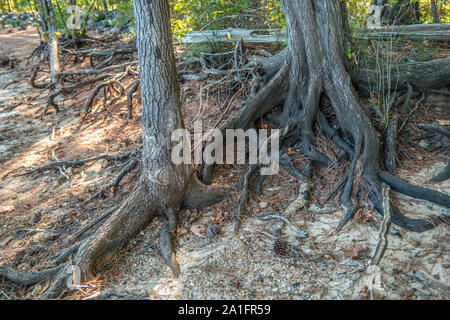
left=214, top=0, right=449, bottom=234
left=75, top=0, right=190, bottom=279
left=102, top=0, right=109, bottom=13
left=39, top=0, right=61, bottom=83
left=39, top=0, right=225, bottom=298
left=281, top=0, right=447, bottom=231
left=430, top=0, right=440, bottom=23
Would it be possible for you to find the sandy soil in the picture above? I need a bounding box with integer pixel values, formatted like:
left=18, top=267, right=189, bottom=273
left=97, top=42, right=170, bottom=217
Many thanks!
left=0, top=27, right=448, bottom=300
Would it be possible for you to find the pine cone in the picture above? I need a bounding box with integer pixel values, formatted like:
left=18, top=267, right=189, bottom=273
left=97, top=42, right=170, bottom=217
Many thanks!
left=273, top=237, right=288, bottom=256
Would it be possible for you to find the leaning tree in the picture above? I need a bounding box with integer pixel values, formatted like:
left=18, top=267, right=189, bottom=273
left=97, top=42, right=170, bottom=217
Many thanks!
left=1, top=0, right=449, bottom=298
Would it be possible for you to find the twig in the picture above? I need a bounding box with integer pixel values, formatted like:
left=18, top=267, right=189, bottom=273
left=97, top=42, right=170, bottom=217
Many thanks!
left=234, top=164, right=259, bottom=232
left=18, top=150, right=138, bottom=176
left=260, top=215, right=307, bottom=238
left=84, top=158, right=139, bottom=203
left=68, top=206, right=119, bottom=241
left=419, top=124, right=450, bottom=139
left=399, top=93, right=425, bottom=134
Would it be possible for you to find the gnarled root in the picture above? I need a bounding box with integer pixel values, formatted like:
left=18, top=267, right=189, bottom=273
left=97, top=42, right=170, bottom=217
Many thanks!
left=23, top=174, right=226, bottom=298
left=208, top=0, right=450, bottom=235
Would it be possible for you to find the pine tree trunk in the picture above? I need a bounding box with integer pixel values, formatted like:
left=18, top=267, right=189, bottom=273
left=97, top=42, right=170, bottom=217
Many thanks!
left=43, top=0, right=224, bottom=293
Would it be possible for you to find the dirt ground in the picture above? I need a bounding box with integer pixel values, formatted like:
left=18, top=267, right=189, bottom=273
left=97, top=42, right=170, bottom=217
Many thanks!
left=0, top=27, right=449, bottom=300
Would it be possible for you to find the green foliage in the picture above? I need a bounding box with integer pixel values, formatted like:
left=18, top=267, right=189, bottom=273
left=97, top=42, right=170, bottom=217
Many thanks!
left=169, top=0, right=284, bottom=39
left=346, top=0, right=371, bottom=28
left=1, top=0, right=449, bottom=39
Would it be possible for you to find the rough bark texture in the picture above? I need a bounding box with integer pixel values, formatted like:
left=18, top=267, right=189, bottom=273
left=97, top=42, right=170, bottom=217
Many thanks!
left=357, top=56, right=450, bottom=96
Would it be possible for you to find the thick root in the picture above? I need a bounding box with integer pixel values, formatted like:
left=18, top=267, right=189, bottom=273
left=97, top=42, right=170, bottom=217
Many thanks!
left=0, top=265, right=63, bottom=287
left=431, top=161, right=450, bottom=183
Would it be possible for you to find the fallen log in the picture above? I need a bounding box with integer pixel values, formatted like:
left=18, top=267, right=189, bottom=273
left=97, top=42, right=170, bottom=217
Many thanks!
left=180, top=24, right=450, bottom=44
left=356, top=56, right=450, bottom=95
left=180, top=28, right=287, bottom=44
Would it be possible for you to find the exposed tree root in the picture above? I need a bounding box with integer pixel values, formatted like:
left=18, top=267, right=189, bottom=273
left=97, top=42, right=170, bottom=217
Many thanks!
left=202, top=0, right=450, bottom=237
left=83, top=290, right=147, bottom=300
left=384, top=119, right=398, bottom=173
left=283, top=162, right=311, bottom=217
left=336, top=140, right=362, bottom=233
left=370, top=184, right=392, bottom=266
left=431, top=161, right=450, bottom=183
left=279, top=152, right=305, bottom=179
left=158, top=209, right=180, bottom=277
left=419, top=124, right=450, bottom=139
left=30, top=65, right=52, bottom=89
left=68, top=206, right=119, bottom=241
left=399, top=93, right=425, bottom=134
left=83, top=66, right=136, bottom=117
left=378, top=171, right=450, bottom=208
left=50, top=242, right=84, bottom=266
left=234, top=164, right=259, bottom=232
left=17, top=150, right=138, bottom=176
left=325, top=177, right=347, bottom=202
left=44, top=74, right=111, bottom=117
left=86, top=158, right=140, bottom=203
left=0, top=265, right=63, bottom=286
left=260, top=214, right=307, bottom=238
left=29, top=37, right=138, bottom=118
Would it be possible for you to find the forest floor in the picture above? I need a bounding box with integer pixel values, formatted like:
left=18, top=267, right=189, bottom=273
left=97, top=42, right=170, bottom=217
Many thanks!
left=0, top=26, right=449, bottom=300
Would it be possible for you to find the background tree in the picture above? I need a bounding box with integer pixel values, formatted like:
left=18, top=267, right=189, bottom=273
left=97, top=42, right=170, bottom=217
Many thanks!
left=371, top=0, right=421, bottom=25
left=430, top=0, right=440, bottom=23
left=36, top=0, right=60, bottom=83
